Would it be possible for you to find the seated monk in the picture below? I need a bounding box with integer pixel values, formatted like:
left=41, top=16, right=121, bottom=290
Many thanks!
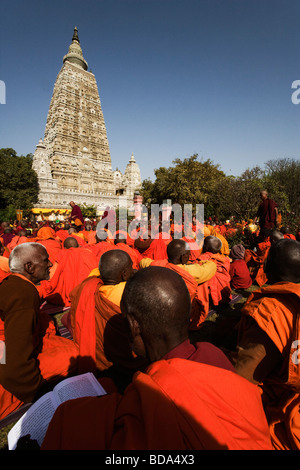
left=67, top=249, right=147, bottom=388
left=232, top=239, right=300, bottom=450
left=63, top=236, right=79, bottom=249
left=41, top=266, right=272, bottom=450
left=0, top=243, right=79, bottom=420
left=229, top=244, right=252, bottom=290
left=114, top=234, right=142, bottom=270
left=38, top=243, right=98, bottom=307
left=199, top=236, right=232, bottom=306
left=140, top=239, right=217, bottom=328
left=34, top=226, right=62, bottom=266
left=280, top=226, right=296, bottom=240
left=67, top=227, right=86, bottom=246
left=0, top=241, right=9, bottom=274
left=244, top=230, right=283, bottom=287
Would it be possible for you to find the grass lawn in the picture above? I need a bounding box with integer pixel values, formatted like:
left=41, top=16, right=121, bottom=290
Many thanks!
left=0, top=284, right=259, bottom=451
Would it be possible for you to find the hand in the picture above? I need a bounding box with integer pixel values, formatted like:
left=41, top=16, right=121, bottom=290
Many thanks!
left=15, top=434, right=40, bottom=450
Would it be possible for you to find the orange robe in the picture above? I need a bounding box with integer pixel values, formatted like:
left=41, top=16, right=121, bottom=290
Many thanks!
left=41, top=357, right=272, bottom=450
left=69, top=276, right=146, bottom=375
left=237, top=282, right=300, bottom=450
left=141, top=238, right=168, bottom=260
left=148, top=259, right=211, bottom=328
left=199, top=252, right=232, bottom=306
left=244, top=239, right=270, bottom=287
left=39, top=246, right=98, bottom=306
left=114, top=243, right=142, bottom=270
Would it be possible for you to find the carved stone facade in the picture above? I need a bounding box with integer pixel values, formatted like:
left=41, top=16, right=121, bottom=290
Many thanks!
left=32, top=28, right=141, bottom=212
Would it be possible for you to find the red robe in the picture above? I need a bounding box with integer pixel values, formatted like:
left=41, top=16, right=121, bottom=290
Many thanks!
left=199, top=252, right=232, bottom=305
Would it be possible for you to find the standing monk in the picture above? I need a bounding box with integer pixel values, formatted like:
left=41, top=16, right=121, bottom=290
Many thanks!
left=232, top=239, right=300, bottom=450
left=254, top=190, right=278, bottom=239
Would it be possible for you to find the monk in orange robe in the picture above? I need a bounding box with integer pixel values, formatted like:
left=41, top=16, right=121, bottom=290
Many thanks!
left=41, top=267, right=272, bottom=450
left=113, top=234, right=142, bottom=270
left=39, top=243, right=98, bottom=306
left=199, top=236, right=232, bottom=306
left=68, top=249, right=147, bottom=386
left=140, top=239, right=216, bottom=328
left=232, top=239, right=300, bottom=450
left=34, top=226, right=62, bottom=266
left=0, top=243, right=79, bottom=420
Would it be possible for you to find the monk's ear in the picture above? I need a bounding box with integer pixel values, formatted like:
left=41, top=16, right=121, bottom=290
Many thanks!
left=24, top=261, right=34, bottom=274
left=126, top=314, right=141, bottom=339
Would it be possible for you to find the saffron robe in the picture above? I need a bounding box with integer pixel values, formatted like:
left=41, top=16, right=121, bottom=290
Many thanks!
left=236, top=282, right=300, bottom=450
left=39, top=246, right=98, bottom=306
left=199, top=252, right=232, bottom=306
left=69, top=276, right=146, bottom=374
left=0, top=274, right=79, bottom=420
left=140, top=259, right=216, bottom=328
left=41, top=357, right=272, bottom=450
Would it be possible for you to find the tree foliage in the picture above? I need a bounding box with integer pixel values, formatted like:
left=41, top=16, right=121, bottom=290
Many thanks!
left=140, top=154, right=300, bottom=226
left=0, top=148, right=39, bottom=220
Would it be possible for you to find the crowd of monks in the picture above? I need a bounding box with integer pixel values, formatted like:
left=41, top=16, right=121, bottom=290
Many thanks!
left=0, top=208, right=300, bottom=451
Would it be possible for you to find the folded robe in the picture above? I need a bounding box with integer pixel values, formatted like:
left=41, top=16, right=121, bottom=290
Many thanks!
left=199, top=252, right=232, bottom=305
left=238, top=281, right=300, bottom=450
left=41, top=358, right=273, bottom=450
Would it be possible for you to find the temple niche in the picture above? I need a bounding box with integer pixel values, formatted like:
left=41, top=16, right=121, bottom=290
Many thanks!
left=32, top=27, right=141, bottom=212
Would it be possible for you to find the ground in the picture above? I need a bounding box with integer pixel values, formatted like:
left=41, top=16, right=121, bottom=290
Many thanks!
left=0, top=284, right=258, bottom=451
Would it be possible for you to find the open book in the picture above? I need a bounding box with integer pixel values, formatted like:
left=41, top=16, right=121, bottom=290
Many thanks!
left=8, top=372, right=106, bottom=450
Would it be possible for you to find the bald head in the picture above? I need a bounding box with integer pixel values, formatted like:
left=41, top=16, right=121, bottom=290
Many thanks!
left=264, top=239, right=300, bottom=284
left=63, top=236, right=79, bottom=249
left=270, top=230, right=284, bottom=244
left=203, top=236, right=222, bottom=254
left=121, top=266, right=191, bottom=361
left=260, top=190, right=268, bottom=200
left=99, top=249, right=133, bottom=285
left=167, top=239, right=190, bottom=264
left=9, top=242, right=52, bottom=284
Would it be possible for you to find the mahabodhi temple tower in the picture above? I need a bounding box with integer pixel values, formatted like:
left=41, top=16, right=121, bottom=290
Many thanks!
left=32, top=27, right=141, bottom=212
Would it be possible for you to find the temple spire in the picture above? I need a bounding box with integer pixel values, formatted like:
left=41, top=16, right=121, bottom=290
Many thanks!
left=63, top=27, right=88, bottom=71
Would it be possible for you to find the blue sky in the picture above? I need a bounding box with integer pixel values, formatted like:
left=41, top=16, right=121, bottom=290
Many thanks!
left=0, top=0, right=300, bottom=181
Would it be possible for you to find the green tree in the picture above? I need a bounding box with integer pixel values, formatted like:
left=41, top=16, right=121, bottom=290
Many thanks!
left=0, top=148, right=39, bottom=220
left=141, top=154, right=226, bottom=214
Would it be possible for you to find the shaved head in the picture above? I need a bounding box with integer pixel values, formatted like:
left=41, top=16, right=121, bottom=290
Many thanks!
left=99, top=249, right=133, bottom=284
left=63, top=236, right=79, bottom=249
left=167, top=239, right=190, bottom=264
left=121, top=266, right=191, bottom=360
left=269, top=230, right=284, bottom=244
left=203, top=236, right=222, bottom=254
left=264, top=239, right=300, bottom=284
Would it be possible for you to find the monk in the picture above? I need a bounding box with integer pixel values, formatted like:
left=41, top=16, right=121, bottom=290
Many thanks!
left=69, top=201, right=84, bottom=227
left=114, top=234, right=142, bottom=270
left=254, top=190, right=278, bottom=239
left=199, top=236, right=232, bottom=306
left=39, top=244, right=98, bottom=307
left=229, top=244, right=252, bottom=290
left=140, top=239, right=217, bottom=328
left=232, top=239, right=300, bottom=450
left=244, top=230, right=283, bottom=287
left=0, top=243, right=79, bottom=420
left=41, top=266, right=272, bottom=450
left=68, top=249, right=147, bottom=386
left=0, top=241, right=9, bottom=274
